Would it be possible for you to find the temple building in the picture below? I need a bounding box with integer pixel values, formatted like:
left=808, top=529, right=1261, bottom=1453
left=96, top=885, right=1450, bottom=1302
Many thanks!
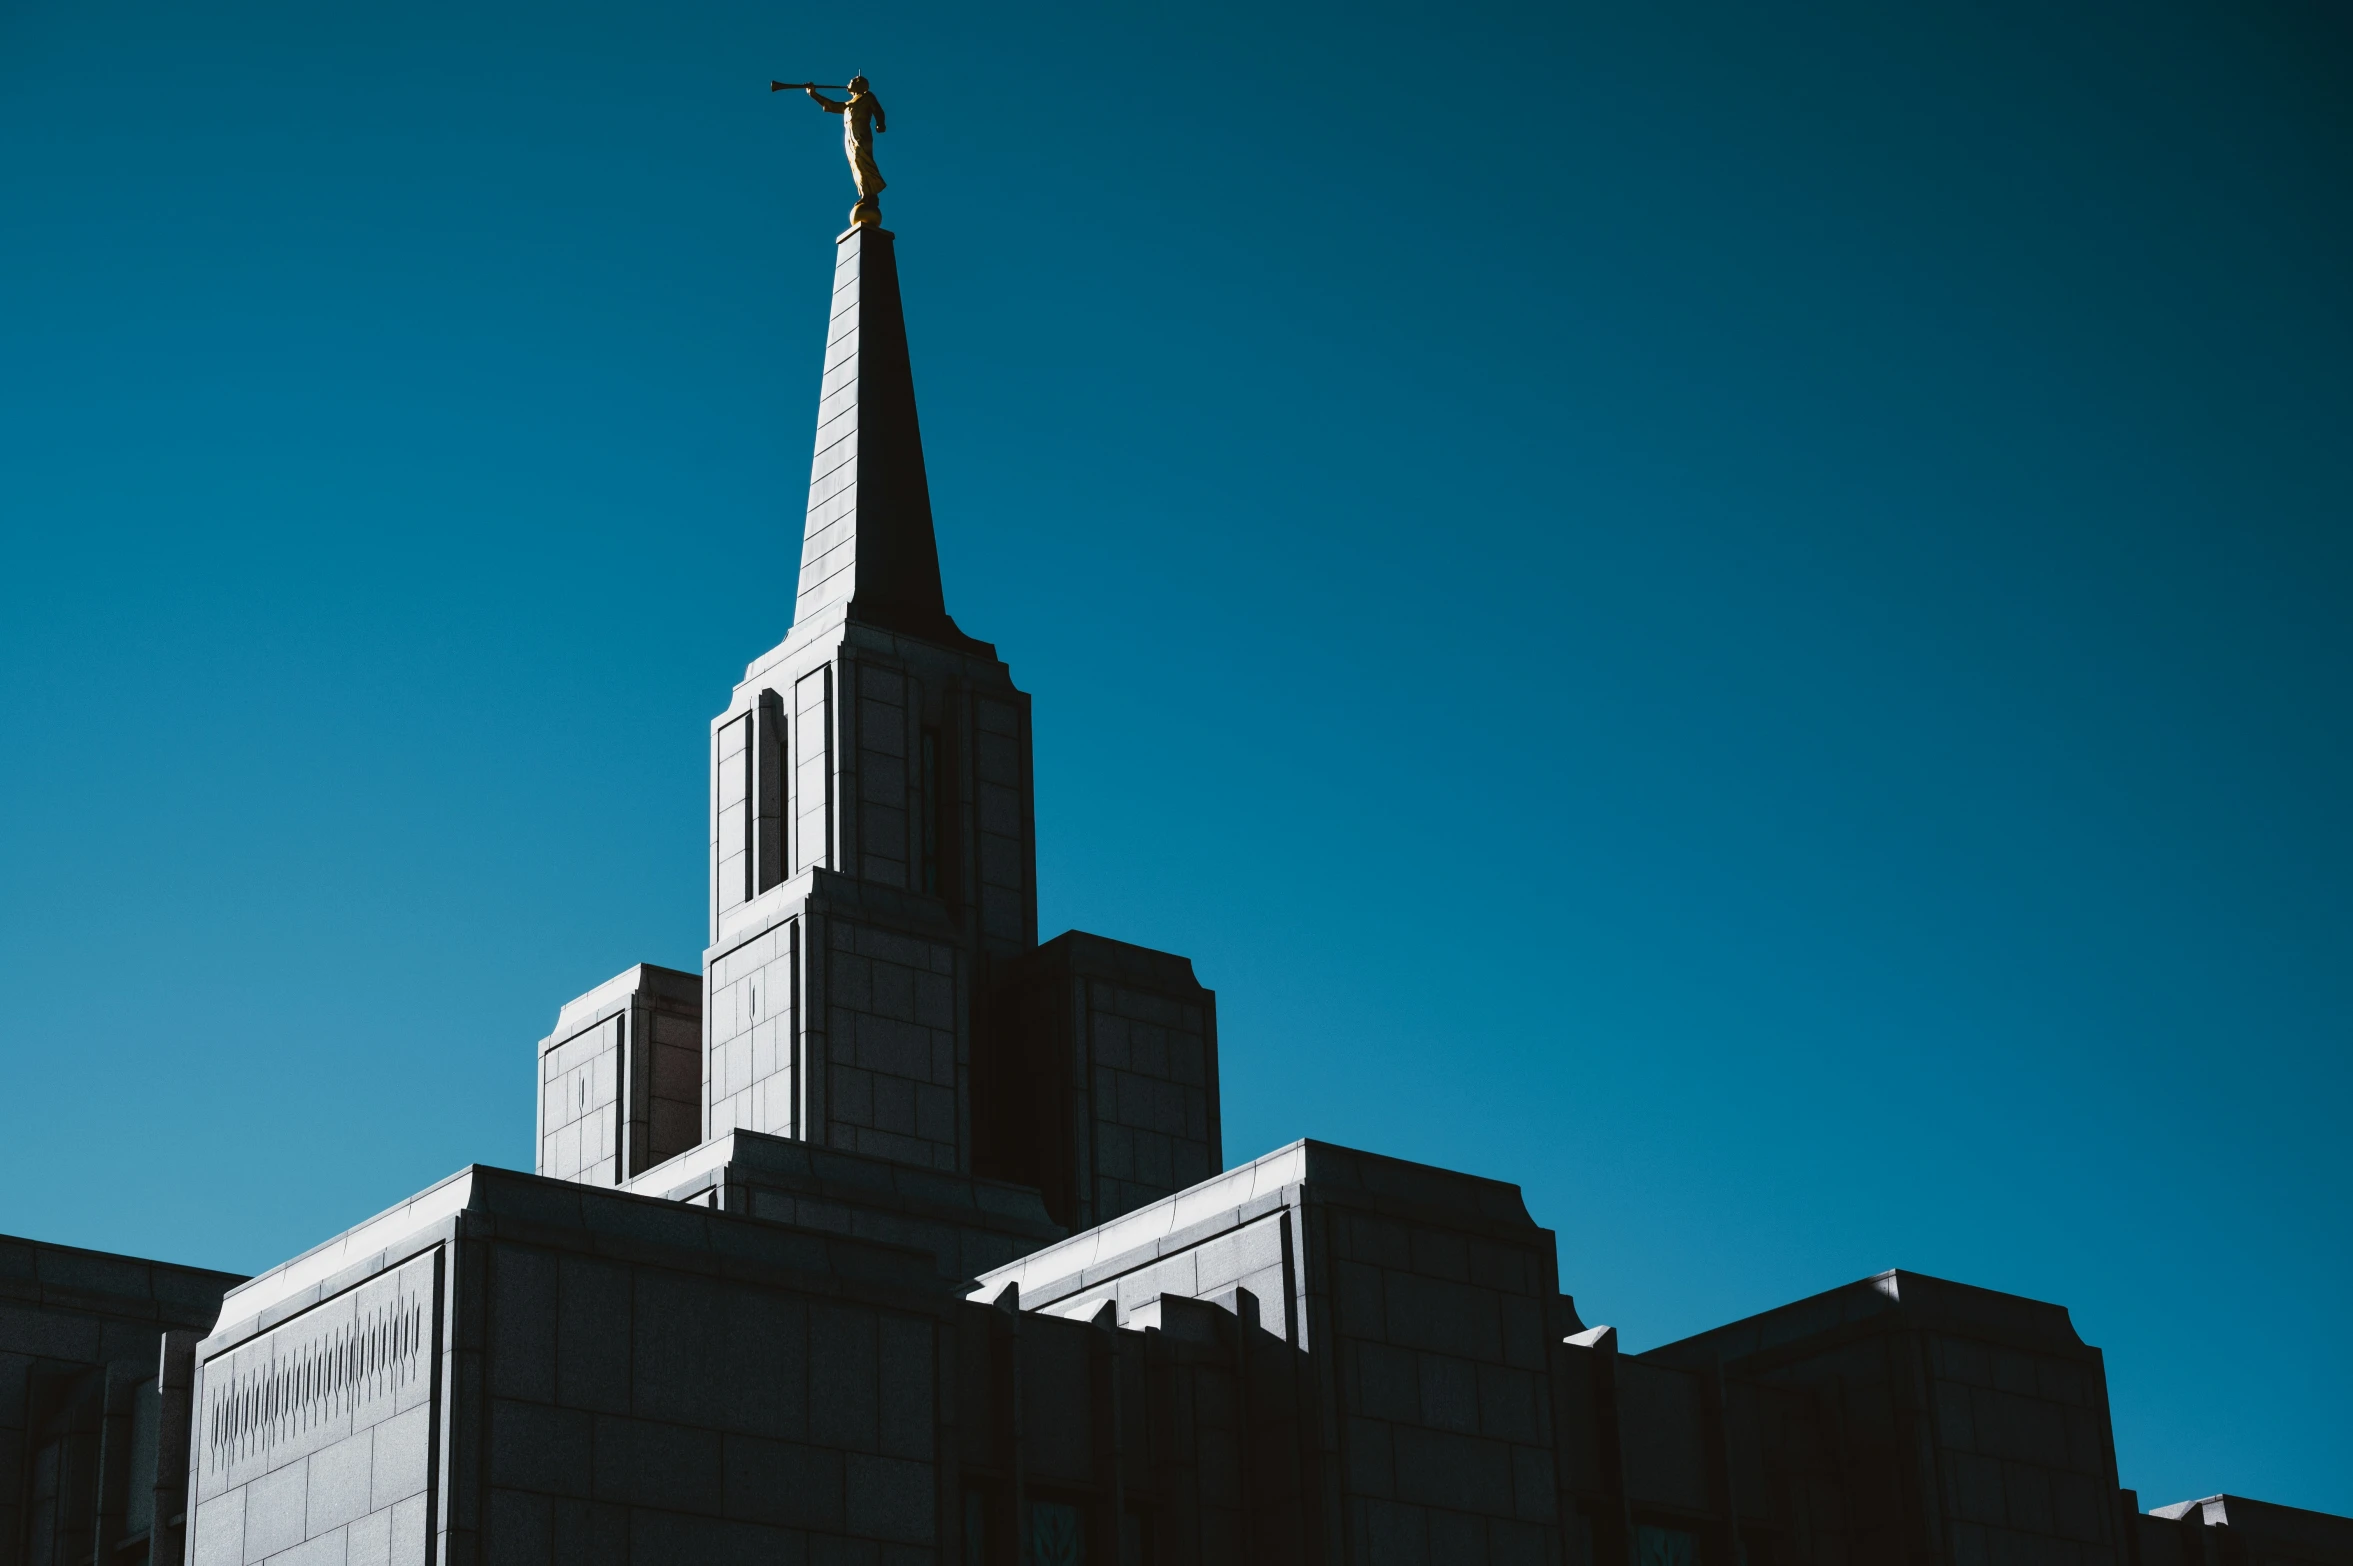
left=6, top=220, right=2349, bottom=1566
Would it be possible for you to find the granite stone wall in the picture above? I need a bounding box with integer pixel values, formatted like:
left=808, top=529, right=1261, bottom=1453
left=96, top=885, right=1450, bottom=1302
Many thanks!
left=478, top=1236, right=941, bottom=1562
left=621, top=1130, right=1064, bottom=1291
left=1646, top=1271, right=2130, bottom=1566
left=1312, top=1176, right=1563, bottom=1561
left=986, top=933, right=1222, bottom=1232
left=698, top=610, right=1043, bottom=1183
left=706, top=893, right=970, bottom=1173
left=538, top=1017, right=621, bottom=1185
left=970, top=1140, right=1574, bottom=1564
left=1926, top=1331, right=2119, bottom=1566
left=181, top=1167, right=967, bottom=1566
left=856, top=663, right=912, bottom=888
left=815, top=912, right=964, bottom=1170
left=536, top=966, right=703, bottom=1189
left=705, top=917, right=799, bottom=1145
left=1, top=1237, right=241, bottom=1566
left=28, top=1145, right=2353, bottom=1566
left=185, top=1254, right=437, bottom=1566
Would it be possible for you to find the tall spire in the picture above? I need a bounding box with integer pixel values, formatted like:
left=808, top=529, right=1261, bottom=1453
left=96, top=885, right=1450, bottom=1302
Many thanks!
left=793, top=225, right=977, bottom=648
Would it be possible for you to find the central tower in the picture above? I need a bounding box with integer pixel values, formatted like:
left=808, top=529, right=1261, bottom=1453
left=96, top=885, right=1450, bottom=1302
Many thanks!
left=703, top=223, right=1040, bottom=1172
left=535, top=216, right=1223, bottom=1233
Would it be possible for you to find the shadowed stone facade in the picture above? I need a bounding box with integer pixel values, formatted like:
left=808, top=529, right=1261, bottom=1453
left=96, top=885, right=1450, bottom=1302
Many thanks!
left=7, top=220, right=2347, bottom=1566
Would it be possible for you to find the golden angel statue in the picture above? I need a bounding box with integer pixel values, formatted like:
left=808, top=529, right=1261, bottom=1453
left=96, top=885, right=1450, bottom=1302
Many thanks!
left=798, top=75, right=887, bottom=226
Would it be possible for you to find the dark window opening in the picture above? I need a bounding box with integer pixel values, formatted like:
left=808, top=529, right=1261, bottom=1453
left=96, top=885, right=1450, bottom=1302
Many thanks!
left=1030, top=1496, right=1086, bottom=1564
left=963, top=1487, right=990, bottom=1563
left=1637, top=1524, right=1699, bottom=1566
left=754, top=689, right=788, bottom=894
left=963, top=1483, right=1011, bottom=1564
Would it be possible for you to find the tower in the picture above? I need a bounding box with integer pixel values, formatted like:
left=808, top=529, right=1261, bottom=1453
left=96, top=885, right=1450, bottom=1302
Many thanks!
left=702, top=223, right=1037, bottom=1172
left=533, top=219, right=1222, bottom=1232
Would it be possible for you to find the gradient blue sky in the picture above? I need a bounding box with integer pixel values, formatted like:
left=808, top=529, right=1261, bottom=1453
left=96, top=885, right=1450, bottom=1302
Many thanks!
left=3, top=0, right=2348, bottom=1518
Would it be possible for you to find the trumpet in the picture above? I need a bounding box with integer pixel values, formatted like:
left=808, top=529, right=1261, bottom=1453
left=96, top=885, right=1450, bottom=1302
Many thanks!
left=770, top=81, right=851, bottom=92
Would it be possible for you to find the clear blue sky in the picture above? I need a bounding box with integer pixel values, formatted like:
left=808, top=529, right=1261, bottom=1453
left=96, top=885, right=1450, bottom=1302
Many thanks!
left=3, top=0, right=2347, bottom=1517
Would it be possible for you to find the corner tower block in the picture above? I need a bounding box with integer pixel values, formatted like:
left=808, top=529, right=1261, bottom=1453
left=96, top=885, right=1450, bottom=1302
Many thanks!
left=535, top=963, right=703, bottom=1185
left=983, top=932, right=1223, bottom=1230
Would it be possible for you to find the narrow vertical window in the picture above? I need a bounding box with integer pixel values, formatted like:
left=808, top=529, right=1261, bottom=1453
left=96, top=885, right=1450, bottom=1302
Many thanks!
left=1030, top=1499, right=1085, bottom=1564
left=963, top=1488, right=991, bottom=1565
left=754, top=690, right=788, bottom=893
left=919, top=726, right=941, bottom=893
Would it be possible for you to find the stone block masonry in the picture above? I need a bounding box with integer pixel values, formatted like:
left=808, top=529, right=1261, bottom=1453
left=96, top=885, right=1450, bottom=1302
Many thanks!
left=685, top=213, right=1219, bottom=1227
left=534, top=964, right=701, bottom=1189
left=27, top=1147, right=2352, bottom=1566
left=177, top=1168, right=962, bottom=1566
left=983, top=932, right=1224, bottom=1232
left=705, top=869, right=973, bottom=1173
left=186, top=1254, right=436, bottom=1566
left=0, top=1235, right=244, bottom=1566
left=974, top=1139, right=1570, bottom=1561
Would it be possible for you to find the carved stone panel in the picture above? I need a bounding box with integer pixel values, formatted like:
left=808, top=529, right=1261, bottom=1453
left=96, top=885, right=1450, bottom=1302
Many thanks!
left=188, top=1251, right=439, bottom=1566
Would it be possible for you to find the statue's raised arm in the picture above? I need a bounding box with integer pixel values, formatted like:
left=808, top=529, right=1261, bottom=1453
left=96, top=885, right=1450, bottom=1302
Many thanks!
left=777, top=73, right=889, bottom=228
